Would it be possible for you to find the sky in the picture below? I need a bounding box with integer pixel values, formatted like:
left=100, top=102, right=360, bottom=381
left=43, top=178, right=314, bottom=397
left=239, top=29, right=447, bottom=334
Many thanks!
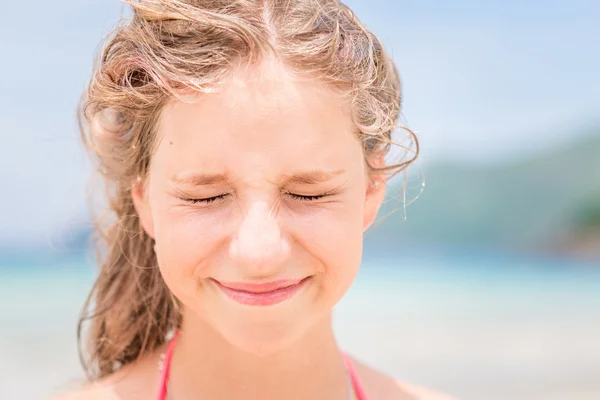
left=1, top=0, right=599, bottom=244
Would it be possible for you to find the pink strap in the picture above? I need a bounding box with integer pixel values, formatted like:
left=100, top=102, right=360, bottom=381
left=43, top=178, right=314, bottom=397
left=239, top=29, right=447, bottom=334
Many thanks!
left=157, top=332, right=368, bottom=400
left=342, top=352, right=369, bottom=400
left=157, top=331, right=179, bottom=400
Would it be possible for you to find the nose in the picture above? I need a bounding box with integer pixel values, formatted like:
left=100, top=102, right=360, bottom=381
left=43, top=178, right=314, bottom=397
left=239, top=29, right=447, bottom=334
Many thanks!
left=228, top=200, right=291, bottom=275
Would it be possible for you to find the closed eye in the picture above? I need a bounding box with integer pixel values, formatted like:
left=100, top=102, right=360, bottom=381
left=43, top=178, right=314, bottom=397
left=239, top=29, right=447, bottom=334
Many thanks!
left=286, top=193, right=328, bottom=201
left=181, top=190, right=338, bottom=204
left=182, top=193, right=229, bottom=205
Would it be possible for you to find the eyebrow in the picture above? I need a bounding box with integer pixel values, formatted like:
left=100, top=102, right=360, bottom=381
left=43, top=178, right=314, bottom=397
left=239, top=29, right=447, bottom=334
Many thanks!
left=280, top=169, right=345, bottom=185
left=170, top=169, right=345, bottom=186
left=170, top=172, right=229, bottom=186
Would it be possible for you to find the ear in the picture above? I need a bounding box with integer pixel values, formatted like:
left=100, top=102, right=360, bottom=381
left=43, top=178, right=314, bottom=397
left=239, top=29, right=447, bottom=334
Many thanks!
left=363, top=157, right=387, bottom=231
left=131, top=177, right=156, bottom=239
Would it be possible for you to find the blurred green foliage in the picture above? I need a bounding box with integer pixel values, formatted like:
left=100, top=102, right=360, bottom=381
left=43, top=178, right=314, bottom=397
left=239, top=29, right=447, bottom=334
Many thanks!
left=366, top=127, right=600, bottom=252
left=575, top=196, right=600, bottom=230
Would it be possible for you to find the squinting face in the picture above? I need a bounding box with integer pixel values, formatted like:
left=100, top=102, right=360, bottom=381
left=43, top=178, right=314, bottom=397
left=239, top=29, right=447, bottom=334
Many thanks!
left=133, top=59, right=385, bottom=353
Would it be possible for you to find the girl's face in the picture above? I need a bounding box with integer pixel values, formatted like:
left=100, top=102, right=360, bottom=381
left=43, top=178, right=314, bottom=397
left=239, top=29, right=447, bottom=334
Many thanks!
left=133, top=59, right=385, bottom=353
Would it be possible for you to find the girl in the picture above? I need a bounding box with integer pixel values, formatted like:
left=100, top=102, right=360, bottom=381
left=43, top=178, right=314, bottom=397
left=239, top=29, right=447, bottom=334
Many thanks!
left=57, top=1, right=455, bottom=399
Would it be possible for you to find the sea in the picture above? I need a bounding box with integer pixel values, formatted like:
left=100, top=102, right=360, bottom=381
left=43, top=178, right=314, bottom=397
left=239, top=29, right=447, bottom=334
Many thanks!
left=1, top=250, right=599, bottom=400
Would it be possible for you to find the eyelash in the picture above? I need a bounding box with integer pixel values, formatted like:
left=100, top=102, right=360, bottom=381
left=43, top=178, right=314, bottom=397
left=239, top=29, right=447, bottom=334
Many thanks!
left=182, top=192, right=328, bottom=205
left=184, top=194, right=229, bottom=205
left=287, top=193, right=327, bottom=202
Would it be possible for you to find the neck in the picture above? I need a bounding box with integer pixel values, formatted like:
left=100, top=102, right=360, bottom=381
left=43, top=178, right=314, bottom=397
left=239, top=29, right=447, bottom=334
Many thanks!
left=167, top=311, right=352, bottom=400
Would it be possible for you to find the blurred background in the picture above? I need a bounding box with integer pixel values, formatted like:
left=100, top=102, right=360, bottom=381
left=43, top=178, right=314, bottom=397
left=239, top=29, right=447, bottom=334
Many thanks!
left=1, top=1, right=599, bottom=399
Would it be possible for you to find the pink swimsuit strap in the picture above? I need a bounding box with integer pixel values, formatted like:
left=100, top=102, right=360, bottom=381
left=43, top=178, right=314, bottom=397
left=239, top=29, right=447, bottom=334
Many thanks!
left=341, top=351, right=369, bottom=400
left=157, top=331, right=369, bottom=400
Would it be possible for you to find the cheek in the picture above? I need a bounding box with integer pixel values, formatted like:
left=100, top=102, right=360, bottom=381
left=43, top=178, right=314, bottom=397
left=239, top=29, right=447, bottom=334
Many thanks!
left=153, top=207, right=228, bottom=294
left=291, top=198, right=365, bottom=298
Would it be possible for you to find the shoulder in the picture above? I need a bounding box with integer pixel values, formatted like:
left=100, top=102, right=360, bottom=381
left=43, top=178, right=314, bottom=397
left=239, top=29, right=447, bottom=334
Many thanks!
left=49, top=354, right=161, bottom=400
left=349, top=356, right=459, bottom=400
left=49, top=382, right=120, bottom=400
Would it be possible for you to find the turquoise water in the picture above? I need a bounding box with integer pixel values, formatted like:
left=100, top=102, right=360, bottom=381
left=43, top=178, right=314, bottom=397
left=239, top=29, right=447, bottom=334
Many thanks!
left=1, top=251, right=599, bottom=399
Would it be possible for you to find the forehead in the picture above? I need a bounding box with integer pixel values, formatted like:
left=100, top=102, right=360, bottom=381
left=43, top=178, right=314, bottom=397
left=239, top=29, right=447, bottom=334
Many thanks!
left=153, top=59, right=361, bottom=175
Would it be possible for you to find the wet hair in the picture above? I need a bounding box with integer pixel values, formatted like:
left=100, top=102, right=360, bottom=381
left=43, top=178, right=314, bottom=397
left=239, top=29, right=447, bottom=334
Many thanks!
left=78, top=0, right=418, bottom=380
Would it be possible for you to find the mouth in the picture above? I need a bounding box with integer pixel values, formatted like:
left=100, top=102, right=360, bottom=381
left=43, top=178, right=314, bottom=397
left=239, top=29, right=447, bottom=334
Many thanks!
left=211, top=277, right=311, bottom=306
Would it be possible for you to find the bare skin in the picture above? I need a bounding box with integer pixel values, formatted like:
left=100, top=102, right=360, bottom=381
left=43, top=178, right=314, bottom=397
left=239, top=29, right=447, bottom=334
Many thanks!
left=53, top=344, right=455, bottom=400
left=54, top=58, right=456, bottom=400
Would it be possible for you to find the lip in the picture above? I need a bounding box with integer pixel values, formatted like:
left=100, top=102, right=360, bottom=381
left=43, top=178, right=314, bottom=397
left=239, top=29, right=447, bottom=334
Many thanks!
left=212, top=277, right=311, bottom=306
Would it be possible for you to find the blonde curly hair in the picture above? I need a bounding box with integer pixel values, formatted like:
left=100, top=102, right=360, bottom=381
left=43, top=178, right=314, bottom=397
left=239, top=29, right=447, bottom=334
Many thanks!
left=78, top=0, right=418, bottom=380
